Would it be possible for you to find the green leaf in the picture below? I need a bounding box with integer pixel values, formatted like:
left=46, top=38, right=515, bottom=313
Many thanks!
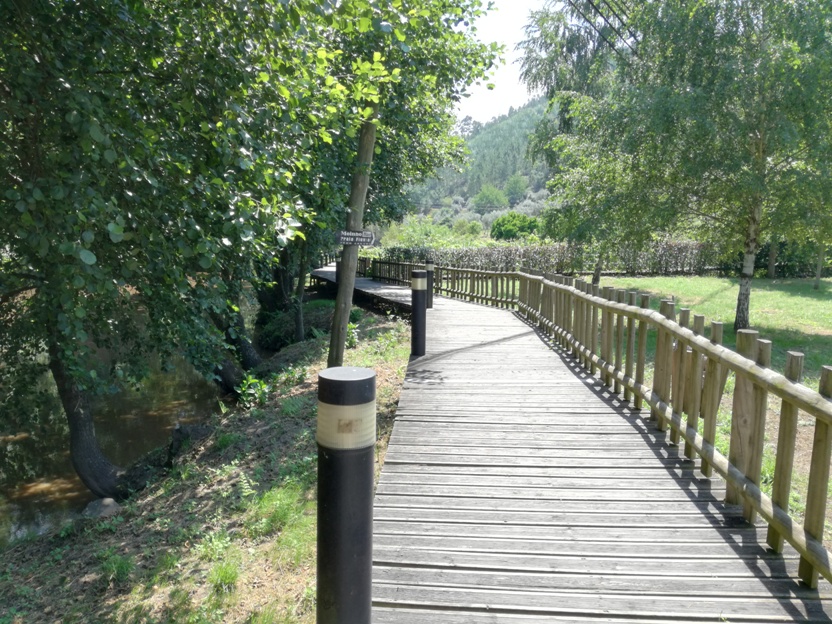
left=104, top=149, right=117, bottom=164
left=82, top=230, right=94, bottom=243
left=89, top=123, right=107, bottom=144
left=198, top=255, right=213, bottom=269
left=79, top=249, right=97, bottom=265
left=32, top=188, right=45, bottom=202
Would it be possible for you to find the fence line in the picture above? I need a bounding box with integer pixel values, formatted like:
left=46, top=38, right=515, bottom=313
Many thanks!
left=367, top=258, right=832, bottom=587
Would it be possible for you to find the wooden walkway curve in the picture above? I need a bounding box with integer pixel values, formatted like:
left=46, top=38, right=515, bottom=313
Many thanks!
left=312, top=268, right=832, bottom=622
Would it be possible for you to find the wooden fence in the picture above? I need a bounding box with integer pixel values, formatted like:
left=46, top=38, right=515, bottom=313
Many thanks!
left=369, top=259, right=832, bottom=587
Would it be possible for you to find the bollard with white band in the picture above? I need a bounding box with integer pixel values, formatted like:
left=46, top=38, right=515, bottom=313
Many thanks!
left=411, top=269, right=427, bottom=356
left=425, top=259, right=435, bottom=309
left=316, top=367, right=376, bottom=624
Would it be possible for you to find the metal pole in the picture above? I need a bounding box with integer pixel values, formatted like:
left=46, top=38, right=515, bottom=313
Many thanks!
left=316, top=367, right=376, bottom=624
left=411, top=269, right=427, bottom=356
left=425, top=259, right=435, bottom=309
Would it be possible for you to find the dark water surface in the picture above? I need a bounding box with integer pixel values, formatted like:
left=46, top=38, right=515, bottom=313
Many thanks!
left=0, top=359, right=218, bottom=548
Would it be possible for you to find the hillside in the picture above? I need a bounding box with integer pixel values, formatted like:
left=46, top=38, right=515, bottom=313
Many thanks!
left=410, top=98, right=551, bottom=211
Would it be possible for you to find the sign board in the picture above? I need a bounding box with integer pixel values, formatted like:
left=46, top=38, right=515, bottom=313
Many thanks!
left=336, top=230, right=375, bottom=246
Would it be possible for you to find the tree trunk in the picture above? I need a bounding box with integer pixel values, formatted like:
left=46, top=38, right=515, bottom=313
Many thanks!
left=767, top=238, right=778, bottom=279
left=213, top=357, right=244, bottom=396
left=294, top=238, right=308, bottom=343
left=734, top=201, right=763, bottom=331
left=328, top=105, right=378, bottom=367
left=211, top=307, right=262, bottom=371
left=815, top=244, right=826, bottom=291
left=256, top=248, right=293, bottom=318
left=48, top=343, right=124, bottom=499
left=229, top=311, right=261, bottom=370
left=592, top=251, right=604, bottom=286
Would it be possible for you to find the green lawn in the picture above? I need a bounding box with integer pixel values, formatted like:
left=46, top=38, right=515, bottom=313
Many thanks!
left=603, top=276, right=832, bottom=389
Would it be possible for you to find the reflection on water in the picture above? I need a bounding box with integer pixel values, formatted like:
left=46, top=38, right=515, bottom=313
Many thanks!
left=0, top=357, right=218, bottom=548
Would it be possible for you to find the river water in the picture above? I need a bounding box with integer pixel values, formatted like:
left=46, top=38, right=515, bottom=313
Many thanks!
left=0, top=359, right=218, bottom=548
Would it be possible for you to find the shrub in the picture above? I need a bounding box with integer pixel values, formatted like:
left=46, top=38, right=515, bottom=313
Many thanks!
left=490, top=212, right=538, bottom=240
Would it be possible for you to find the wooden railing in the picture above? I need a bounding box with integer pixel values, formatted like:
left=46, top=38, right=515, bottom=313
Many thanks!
left=369, top=259, right=832, bottom=587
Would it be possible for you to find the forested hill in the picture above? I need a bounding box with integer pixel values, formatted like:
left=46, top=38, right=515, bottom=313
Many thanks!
left=410, top=97, right=551, bottom=208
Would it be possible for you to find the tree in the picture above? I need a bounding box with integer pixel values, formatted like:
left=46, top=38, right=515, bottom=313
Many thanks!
left=490, top=212, right=538, bottom=240
left=521, top=0, right=832, bottom=328
left=324, top=0, right=499, bottom=366
left=0, top=0, right=406, bottom=498
left=472, top=184, right=509, bottom=214
left=504, top=175, right=528, bottom=206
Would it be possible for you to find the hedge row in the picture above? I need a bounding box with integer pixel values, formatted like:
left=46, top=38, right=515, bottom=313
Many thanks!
left=374, top=239, right=716, bottom=276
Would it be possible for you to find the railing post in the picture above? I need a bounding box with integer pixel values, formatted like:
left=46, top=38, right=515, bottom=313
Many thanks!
left=424, top=259, right=434, bottom=309
left=700, top=322, right=724, bottom=478
left=590, top=285, right=600, bottom=377
left=683, top=315, right=706, bottom=460
left=634, top=294, right=650, bottom=410
left=316, top=367, right=375, bottom=624
left=726, top=329, right=761, bottom=506
left=411, top=270, right=427, bottom=357
left=624, top=292, right=637, bottom=404
left=614, top=289, right=626, bottom=395
left=798, top=366, right=832, bottom=588
left=670, top=308, right=690, bottom=446
left=652, top=300, right=675, bottom=431
left=766, top=352, right=805, bottom=552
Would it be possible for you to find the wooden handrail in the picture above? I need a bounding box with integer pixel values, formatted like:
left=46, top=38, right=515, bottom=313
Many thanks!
left=368, top=259, right=832, bottom=587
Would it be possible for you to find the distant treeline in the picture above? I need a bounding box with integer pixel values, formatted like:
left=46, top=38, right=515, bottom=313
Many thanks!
left=369, top=239, right=830, bottom=278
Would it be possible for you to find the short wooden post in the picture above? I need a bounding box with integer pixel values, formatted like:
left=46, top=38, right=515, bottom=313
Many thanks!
left=316, top=367, right=375, bottom=624
left=700, top=322, right=724, bottom=478
left=634, top=294, right=649, bottom=410
left=670, top=309, right=690, bottom=446
left=612, top=289, right=625, bottom=394
left=410, top=270, right=427, bottom=357
left=600, top=287, right=613, bottom=387
left=726, top=329, right=760, bottom=506
left=683, top=315, right=706, bottom=460
left=766, top=352, right=804, bottom=553
left=591, top=285, right=600, bottom=377
left=742, top=338, right=771, bottom=522
left=798, top=366, right=832, bottom=588
left=624, top=292, right=637, bottom=404
left=652, top=301, right=675, bottom=431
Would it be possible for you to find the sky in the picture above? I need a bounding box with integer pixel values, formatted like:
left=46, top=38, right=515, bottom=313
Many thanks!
left=455, top=0, right=546, bottom=124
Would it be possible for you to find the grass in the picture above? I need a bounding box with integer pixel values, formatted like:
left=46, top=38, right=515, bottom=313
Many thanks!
left=0, top=303, right=410, bottom=623
left=603, top=275, right=832, bottom=388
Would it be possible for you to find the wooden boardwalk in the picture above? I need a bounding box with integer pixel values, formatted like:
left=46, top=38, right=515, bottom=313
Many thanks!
left=311, top=264, right=413, bottom=308
left=362, top=284, right=832, bottom=623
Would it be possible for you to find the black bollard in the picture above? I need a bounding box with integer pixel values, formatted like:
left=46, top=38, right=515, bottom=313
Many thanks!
left=411, top=270, right=427, bottom=356
left=425, top=259, right=434, bottom=309
left=335, top=260, right=341, bottom=285
left=316, top=367, right=376, bottom=624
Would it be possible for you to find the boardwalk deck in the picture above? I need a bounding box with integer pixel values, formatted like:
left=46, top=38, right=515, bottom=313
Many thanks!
left=322, top=269, right=832, bottom=621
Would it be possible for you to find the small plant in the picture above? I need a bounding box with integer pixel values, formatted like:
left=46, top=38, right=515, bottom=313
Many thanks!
left=280, top=395, right=309, bottom=418
left=99, top=549, right=134, bottom=586
left=208, top=560, right=239, bottom=594
left=346, top=322, right=359, bottom=349
left=349, top=307, right=362, bottom=323
left=237, top=374, right=271, bottom=407
left=216, top=432, right=243, bottom=451
left=196, top=530, right=232, bottom=561
left=96, top=515, right=125, bottom=533
left=248, top=483, right=303, bottom=538
left=277, top=364, right=307, bottom=387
